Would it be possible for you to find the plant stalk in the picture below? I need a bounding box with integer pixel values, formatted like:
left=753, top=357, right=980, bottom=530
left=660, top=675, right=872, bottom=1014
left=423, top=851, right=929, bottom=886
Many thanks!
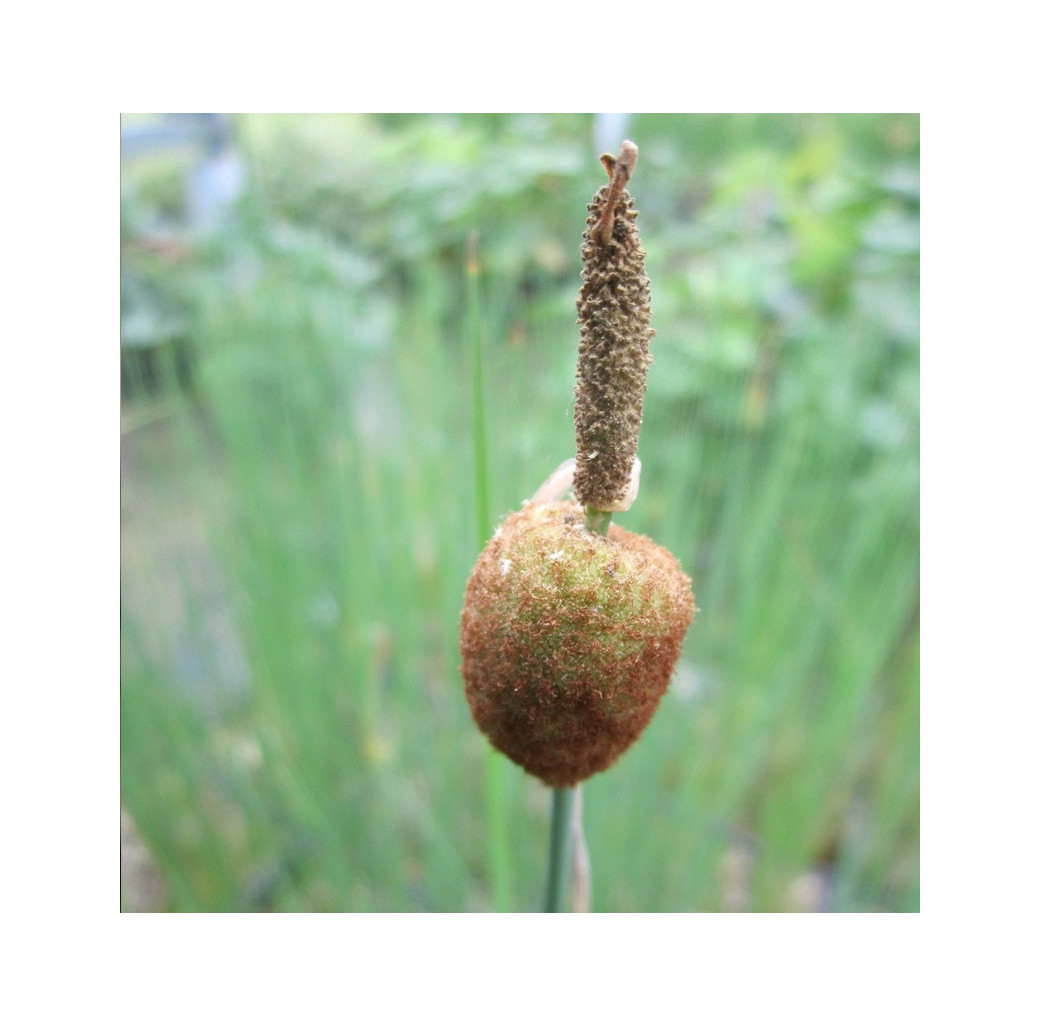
left=584, top=507, right=613, bottom=536
left=545, top=786, right=577, bottom=912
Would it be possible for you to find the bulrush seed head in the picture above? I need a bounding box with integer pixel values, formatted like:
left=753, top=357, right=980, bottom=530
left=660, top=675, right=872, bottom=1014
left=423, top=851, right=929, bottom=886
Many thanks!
left=573, top=141, right=654, bottom=513
left=460, top=501, right=695, bottom=786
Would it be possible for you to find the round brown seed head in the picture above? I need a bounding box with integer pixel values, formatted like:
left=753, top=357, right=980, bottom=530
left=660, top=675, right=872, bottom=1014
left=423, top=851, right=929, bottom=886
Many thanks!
left=460, top=501, right=695, bottom=787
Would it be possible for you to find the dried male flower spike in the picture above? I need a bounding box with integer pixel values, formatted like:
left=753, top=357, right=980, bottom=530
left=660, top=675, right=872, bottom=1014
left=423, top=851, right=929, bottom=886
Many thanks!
left=573, top=140, right=654, bottom=513
left=460, top=501, right=695, bottom=787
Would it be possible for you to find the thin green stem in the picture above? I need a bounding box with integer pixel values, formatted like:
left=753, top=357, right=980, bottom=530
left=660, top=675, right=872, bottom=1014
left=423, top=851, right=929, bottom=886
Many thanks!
left=468, top=234, right=492, bottom=547
left=584, top=507, right=613, bottom=536
left=466, top=232, right=513, bottom=912
left=545, top=786, right=576, bottom=912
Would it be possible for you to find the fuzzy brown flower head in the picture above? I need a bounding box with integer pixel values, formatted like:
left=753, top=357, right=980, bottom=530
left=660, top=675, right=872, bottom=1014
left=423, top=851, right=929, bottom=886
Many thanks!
left=460, top=501, right=695, bottom=787
left=573, top=145, right=654, bottom=513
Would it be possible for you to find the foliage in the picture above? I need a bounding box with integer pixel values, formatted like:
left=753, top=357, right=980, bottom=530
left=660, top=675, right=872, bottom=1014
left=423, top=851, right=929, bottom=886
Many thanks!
left=121, top=113, right=919, bottom=911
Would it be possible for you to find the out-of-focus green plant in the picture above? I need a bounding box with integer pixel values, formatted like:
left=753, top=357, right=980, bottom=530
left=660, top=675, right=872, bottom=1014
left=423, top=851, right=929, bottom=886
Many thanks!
left=121, top=113, right=918, bottom=911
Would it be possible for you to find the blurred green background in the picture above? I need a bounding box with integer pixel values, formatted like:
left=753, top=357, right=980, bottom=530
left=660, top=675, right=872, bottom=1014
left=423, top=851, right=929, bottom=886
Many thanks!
left=120, top=113, right=919, bottom=912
